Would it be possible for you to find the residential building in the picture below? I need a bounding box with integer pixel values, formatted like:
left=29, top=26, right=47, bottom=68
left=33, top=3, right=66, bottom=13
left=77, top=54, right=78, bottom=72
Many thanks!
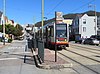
left=0, top=11, right=13, bottom=26
left=63, top=19, right=73, bottom=25
left=1, top=15, right=9, bottom=25
left=4, top=16, right=9, bottom=24
left=0, top=11, right=3, bottom=25
left=97, top=16, right=100, bottom=35
left=72, top=14, right=97, bottom=41
left=7, top=20, right=14, bottom=26
left=63, top=19, right=73, bottom=34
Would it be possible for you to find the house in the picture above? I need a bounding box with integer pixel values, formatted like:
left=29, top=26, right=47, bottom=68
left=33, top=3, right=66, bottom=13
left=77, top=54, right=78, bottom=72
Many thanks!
left=4, top=16, right=9, bottom=24
left=7, top=20, right=14, bottom=26
left=0, top=11, right=9, bottom=25
left=97, top=16, right=100, bottom=35
left=72, top=14, right=97, bottom=42
left=0, top=11, right=3, bottom=25
left=63, top=19, right=73, bottom=25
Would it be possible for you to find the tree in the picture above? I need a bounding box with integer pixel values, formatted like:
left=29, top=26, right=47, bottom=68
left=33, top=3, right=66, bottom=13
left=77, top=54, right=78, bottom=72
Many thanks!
left=15, top=24, right=23, bottom=31
left=13, top=24, right=23, bottom=36
left=0, top=23, right=23, bottom=37
left=5, top=24, right=15, bottom=34
left=0, top=25, right=3, bottom=32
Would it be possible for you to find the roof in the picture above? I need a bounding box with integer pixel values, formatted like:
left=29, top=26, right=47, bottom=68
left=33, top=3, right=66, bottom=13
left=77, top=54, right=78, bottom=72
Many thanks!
left=0, top=11, right=3, bottom=17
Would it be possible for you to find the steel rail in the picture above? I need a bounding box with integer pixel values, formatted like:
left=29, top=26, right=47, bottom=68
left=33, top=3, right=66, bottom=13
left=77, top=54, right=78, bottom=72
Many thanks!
left=58, top=52, right=100, bottom=74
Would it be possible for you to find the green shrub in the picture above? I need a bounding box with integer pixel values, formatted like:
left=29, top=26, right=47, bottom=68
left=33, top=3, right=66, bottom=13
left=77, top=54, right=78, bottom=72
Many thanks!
left=0, top=39, right=2, bottom=42
left=8, top=38, right=12, bottom=43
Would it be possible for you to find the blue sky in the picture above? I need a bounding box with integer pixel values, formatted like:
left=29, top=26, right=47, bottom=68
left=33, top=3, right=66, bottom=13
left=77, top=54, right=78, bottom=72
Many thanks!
left=0, top=0, right=100, bottom=25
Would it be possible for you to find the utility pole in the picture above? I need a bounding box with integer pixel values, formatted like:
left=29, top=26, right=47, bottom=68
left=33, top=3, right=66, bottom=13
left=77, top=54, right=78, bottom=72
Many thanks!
left=3, top=0, right=6, bottom=45
left=55, top=11, right=57, bottom=62
left=33, top=17, right=36, bottom=39
left=94, top=5, right=97, bottom=35
left=41, top=0, right=44, bottom=40
left=88, top=4, right=97, bottom=35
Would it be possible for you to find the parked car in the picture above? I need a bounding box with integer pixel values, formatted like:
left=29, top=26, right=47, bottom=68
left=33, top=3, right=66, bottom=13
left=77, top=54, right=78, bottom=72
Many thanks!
left=75, top=34, right=82, bottom=44
left=83, top=38, right=99, bottom=46
left=90, top=35, right=100, bottom=43
left=2, top=37, right=8, bottom=42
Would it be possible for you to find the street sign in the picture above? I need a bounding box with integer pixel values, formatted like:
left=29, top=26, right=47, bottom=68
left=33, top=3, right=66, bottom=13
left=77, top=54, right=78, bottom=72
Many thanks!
left=56, top=12, right=64, bottom=21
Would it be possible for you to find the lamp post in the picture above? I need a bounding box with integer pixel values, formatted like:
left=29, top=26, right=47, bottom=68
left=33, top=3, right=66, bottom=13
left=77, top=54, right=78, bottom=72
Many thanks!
left=3, top=0, right=6, bottom=45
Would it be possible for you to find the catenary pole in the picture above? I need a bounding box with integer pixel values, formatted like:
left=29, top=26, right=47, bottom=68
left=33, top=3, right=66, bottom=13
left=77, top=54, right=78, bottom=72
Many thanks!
left=94, top=5, right=97, bottom=35
left=3, top=0, right=6, bottom=45
left=55, top=11, right=57, bottom=62
left=41, top=0, right=44, bottom=40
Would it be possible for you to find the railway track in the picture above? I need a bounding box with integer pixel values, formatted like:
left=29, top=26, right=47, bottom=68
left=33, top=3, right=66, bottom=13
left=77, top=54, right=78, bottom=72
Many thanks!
left=58, top=45, right=100, bottom=74
left=70, top=45, right=100, bottom=55
left=70, top=43, right=100, bottom=51
left=70, top=44, right=100, bottom=60
left=65, top=48, right=100, bottom=62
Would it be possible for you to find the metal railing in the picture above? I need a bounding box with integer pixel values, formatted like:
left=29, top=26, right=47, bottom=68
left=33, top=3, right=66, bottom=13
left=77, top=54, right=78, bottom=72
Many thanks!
left=24, top=37, right=44, bottom=64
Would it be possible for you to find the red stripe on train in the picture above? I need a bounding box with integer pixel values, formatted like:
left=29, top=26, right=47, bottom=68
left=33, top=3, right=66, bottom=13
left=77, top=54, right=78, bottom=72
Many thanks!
left=51, top=42, right=68, bottom=45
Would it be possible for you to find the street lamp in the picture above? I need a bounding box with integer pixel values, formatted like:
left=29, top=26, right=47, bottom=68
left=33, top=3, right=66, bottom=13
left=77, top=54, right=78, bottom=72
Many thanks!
left=3, top=0, right=6, bottom=45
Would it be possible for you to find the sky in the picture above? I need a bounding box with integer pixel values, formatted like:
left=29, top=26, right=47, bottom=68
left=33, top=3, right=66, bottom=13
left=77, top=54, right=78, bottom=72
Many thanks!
left=0, top=0, right=100, bottom=25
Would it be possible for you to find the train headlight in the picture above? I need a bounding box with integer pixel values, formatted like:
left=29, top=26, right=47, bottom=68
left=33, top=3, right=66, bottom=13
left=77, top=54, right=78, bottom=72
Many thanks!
left=56, top=38, right=59, bottom=42
left=65, top=39, right=67, bottom=41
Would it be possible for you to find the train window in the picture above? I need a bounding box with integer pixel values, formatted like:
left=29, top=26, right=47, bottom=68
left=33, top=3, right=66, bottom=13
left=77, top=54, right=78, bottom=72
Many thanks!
left=47, top=28, right=50, bottom=36
left=56, top=24, right=67, bottom=37
left=50, top=26, right=54, bottom=37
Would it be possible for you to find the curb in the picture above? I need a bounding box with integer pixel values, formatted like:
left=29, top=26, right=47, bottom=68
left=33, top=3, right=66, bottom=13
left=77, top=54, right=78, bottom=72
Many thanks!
left=0, top=43, right=10, bottom=48
left=37, top=63, right=73, bottom=69
left=33, top=53, right=73, bottom=69
left=0, top=45, right=3, bottom=48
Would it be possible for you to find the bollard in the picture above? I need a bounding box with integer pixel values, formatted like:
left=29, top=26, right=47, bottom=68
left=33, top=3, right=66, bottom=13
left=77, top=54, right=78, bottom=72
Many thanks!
left=24, top=45, right=28, bottom=63
left=27, top=39, right=32, bottom=49
left=38, top=40, right=44, bottom=62
left=33, top=39, right=37, bottom=49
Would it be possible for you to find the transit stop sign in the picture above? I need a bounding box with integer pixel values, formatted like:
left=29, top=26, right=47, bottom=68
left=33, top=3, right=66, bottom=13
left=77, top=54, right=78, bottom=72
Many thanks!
left=56, top=12, right=64, bottom=24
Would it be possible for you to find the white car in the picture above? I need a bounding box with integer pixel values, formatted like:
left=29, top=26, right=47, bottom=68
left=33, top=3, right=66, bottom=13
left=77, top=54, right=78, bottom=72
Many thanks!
left=2, top=37, right=8, bottom=42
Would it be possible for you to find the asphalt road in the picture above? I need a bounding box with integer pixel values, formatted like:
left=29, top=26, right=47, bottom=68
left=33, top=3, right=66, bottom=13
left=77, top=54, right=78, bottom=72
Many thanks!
left=0, top=40, right=77, bottom=74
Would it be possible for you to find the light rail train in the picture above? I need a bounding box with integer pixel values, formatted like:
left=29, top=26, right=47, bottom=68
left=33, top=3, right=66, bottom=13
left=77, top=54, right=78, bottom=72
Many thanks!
left=37, top=22, right=69, bottom=49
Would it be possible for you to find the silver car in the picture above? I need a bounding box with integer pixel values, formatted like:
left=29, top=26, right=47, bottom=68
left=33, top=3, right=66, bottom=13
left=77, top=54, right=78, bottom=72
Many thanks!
left=83, top=38, right=99, bottom=46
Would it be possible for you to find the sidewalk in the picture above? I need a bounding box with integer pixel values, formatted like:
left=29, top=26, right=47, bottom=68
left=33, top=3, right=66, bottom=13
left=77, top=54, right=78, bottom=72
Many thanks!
left=0, top=42, right=10, bottom=48
left=33, top=48, right=72, bottom=69
left=0, top=42, right=4, bottom=48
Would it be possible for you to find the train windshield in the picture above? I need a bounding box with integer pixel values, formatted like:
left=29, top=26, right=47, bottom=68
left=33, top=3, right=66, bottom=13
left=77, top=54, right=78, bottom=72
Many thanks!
left=56, top=24, right=67, bottom=37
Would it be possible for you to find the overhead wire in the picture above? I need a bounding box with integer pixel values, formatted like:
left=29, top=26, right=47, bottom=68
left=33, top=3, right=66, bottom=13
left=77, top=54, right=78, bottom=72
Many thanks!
left=46, top=0, right=65, bottom=15
left=46, top=0, right=95, bottom=16
left=69, top=0, right=95, bottom=13
left=38, top=0, right=95, bottom=23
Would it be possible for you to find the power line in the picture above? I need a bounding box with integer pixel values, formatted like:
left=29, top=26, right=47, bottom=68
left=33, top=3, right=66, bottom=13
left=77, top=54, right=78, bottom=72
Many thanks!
left=46, top=0, right=95, bottom=19
left=37, top=0, right=95, bottom=23
left=69, top=0, right=94, bottom=13
left=46, top=0, right=65, bottom=15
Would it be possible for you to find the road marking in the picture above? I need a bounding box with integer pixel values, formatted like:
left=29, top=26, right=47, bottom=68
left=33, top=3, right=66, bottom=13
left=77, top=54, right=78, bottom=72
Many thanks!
left=13, top=52, right=31, bottom=54
left=8, top=47, right=25, bottom=49
left=0, top=58, right=18, bottom=61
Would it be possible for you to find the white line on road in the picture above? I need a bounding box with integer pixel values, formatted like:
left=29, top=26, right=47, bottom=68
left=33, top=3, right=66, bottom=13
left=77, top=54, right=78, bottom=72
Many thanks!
left=0, top=58, right=18, bottom=61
